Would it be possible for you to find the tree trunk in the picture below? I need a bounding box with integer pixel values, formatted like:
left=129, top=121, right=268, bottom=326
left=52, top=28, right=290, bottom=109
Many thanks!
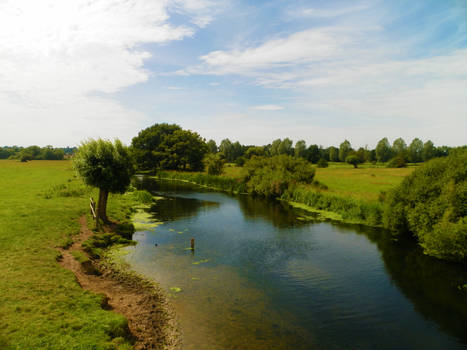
left=96, top=188, right=109, bottom=229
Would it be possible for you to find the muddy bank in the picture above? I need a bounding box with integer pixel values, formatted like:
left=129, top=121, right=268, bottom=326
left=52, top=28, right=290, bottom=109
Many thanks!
left=59, top=216, right=180, bottom=350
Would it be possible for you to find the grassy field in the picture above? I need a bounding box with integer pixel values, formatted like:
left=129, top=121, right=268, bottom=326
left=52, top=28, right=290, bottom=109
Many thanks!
left=0, top=160, right=133, bottom=350
left=312, top=163, right=416, bottom=202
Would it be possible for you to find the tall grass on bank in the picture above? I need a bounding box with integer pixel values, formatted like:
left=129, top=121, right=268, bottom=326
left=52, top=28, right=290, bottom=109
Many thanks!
left=155, top=170, right=384, bottom=227
left=0, top=160, right=134, bottom=350
left=283, top=185, right=383, bottom=226
left=156, top=170, right=247, bottom=193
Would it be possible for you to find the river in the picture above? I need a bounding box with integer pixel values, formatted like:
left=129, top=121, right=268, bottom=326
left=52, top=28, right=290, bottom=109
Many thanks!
left=119, top=177, right=467, bottom=350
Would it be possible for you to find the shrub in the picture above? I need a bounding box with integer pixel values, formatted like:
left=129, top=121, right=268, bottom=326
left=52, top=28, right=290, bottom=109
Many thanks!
left=387, top=155, right=406, bottom=168
left=382, top=148, right=467, bottom=261
left=243, top=155, right=315, bottom=198
left=317, top=158, right=328, bottom=168
left=204, top=154, right=224, bottom=175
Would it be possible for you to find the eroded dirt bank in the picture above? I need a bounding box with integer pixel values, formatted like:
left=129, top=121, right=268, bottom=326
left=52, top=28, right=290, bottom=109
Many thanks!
left=59, top=216, right=181, bottom=350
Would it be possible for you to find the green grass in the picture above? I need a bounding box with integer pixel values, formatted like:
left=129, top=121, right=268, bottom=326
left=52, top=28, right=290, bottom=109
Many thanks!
left=313, top=162, right=416, bottom=202
left=0, top=160, right=134, bottom=349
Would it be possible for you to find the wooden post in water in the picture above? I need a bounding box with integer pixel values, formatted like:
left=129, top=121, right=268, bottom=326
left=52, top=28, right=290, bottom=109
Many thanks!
left=190, top=238, right=195, bottom=250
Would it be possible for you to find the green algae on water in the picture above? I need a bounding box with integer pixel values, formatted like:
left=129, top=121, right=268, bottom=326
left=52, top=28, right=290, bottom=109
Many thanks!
left=192, top=259, right=210, bottom=265
left=170, top=287, right=182, bottom=293
left=132, top=209, right=162, bottom=231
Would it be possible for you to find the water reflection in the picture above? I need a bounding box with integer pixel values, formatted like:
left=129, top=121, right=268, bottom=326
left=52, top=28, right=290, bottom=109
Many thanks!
left=364, top=229, right=467, bottom=344
left=148, top=196, right=219, bottom=222
left=238, top=195, right=303, bottom=228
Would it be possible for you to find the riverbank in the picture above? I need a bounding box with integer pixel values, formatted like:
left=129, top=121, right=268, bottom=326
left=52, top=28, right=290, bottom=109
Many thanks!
left=0, top=160, right=177, bottom=349
left=154, top=168, right=394, bottom=227
left=59, top=215, right=180, bottom=350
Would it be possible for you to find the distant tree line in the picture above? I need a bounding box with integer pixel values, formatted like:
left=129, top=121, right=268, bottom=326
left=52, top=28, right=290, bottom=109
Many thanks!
left=206, top=136, right=453, bottom=168
left=0, top=145, right=76, bottom=161
left=129, top=123, right=459, bottom=172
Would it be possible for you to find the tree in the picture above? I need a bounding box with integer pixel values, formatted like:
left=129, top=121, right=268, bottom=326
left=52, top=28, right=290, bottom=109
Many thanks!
left=207, top=139, right=218, bottom=154
left=392, top=137, right=407, bottom=156
left=339, top=140, right=352, bottom=162
left=131, top=123, right=207, bottom=170
left=245, top=146, right=266, bottom=158
left=329, top=146, right=339, bottom=162
left=270, top=139, right=282, bottom=156
left=231, top=141, right=245, bottom=161
left=158, top=129, right=208, bottom=171
left=307, top=144, right=320, bottom=163
left=346, top=154, right=361, bottom=168
left=131, top=123, right=181, bottom=169
left=219, top=139, right=234, bottom=161
left=356, top=147, right=366, bottom=163
left=375, top=137, right=392, bottom=162
left=278, top=138, right=293, bottom=156
left=408, top=138, right=423, bottom=163
left=294, top=140, right=307, bottom=158
left=73, top=139, right=135, bottom=227
left=422, top=140, right=436, bottom=161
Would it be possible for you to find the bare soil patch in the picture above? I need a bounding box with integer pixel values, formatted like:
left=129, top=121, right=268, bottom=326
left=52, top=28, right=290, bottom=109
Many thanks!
left=59, top=216, right=180, bottom=350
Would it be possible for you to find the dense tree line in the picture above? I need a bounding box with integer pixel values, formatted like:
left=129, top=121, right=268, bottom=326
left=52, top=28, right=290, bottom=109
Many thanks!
left=0, top=145, right=75, bottom=161
left=204, top=137, right=454, bottom=168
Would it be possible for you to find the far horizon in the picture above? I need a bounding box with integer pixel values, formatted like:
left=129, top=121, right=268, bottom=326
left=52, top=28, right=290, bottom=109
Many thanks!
left=1, top=0, right=466, bottom=147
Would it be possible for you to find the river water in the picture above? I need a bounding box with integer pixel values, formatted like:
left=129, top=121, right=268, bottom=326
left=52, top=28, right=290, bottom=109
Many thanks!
left=120, top=177, right=467, bottom=350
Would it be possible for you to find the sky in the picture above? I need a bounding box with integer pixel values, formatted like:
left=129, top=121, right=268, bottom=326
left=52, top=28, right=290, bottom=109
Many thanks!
left=0, top=0, right=466, bottom=148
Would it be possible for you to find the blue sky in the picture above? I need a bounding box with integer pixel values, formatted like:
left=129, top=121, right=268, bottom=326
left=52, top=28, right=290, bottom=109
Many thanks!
left=1, top=0, right=466, bottom=148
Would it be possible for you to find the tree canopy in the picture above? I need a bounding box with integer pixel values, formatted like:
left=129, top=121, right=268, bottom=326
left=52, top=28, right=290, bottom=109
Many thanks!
left=131, top=123, right=207, bottom=171
left=73, top=138, right=134, bottom=225
left=338, top=140, right=352, bottom=162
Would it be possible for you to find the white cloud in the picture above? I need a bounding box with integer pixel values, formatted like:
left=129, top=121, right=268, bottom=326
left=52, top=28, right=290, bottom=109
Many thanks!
left=289, top=3, right=370, bottom=19
left=182, top=27, right=363, bottom=75
left=180, top=22, right=467, bottom=146
left=169, top=0, right=229, bottom=28
left=0, top=0, right=207, bottom=146
left=250, top=105, right=284, bottom=111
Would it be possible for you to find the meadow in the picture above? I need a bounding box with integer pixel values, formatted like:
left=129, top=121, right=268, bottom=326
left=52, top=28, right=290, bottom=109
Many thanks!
left=0, top=160, right=133, bottom=350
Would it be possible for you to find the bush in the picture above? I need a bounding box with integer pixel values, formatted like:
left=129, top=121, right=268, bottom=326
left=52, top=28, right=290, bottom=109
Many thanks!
left=204, top=154, right=224, bottom=175
left=387, top=155, right=406, bottom=168
left=317, top=158, right=328, bottom=168
left=243, top=155, right=315, bottom=198
left=382, top=148, right=467, bottom=261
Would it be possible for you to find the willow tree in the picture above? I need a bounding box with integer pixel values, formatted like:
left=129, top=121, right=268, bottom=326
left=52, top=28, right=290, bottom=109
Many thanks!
left=73, top=139, right=134, bottom=227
